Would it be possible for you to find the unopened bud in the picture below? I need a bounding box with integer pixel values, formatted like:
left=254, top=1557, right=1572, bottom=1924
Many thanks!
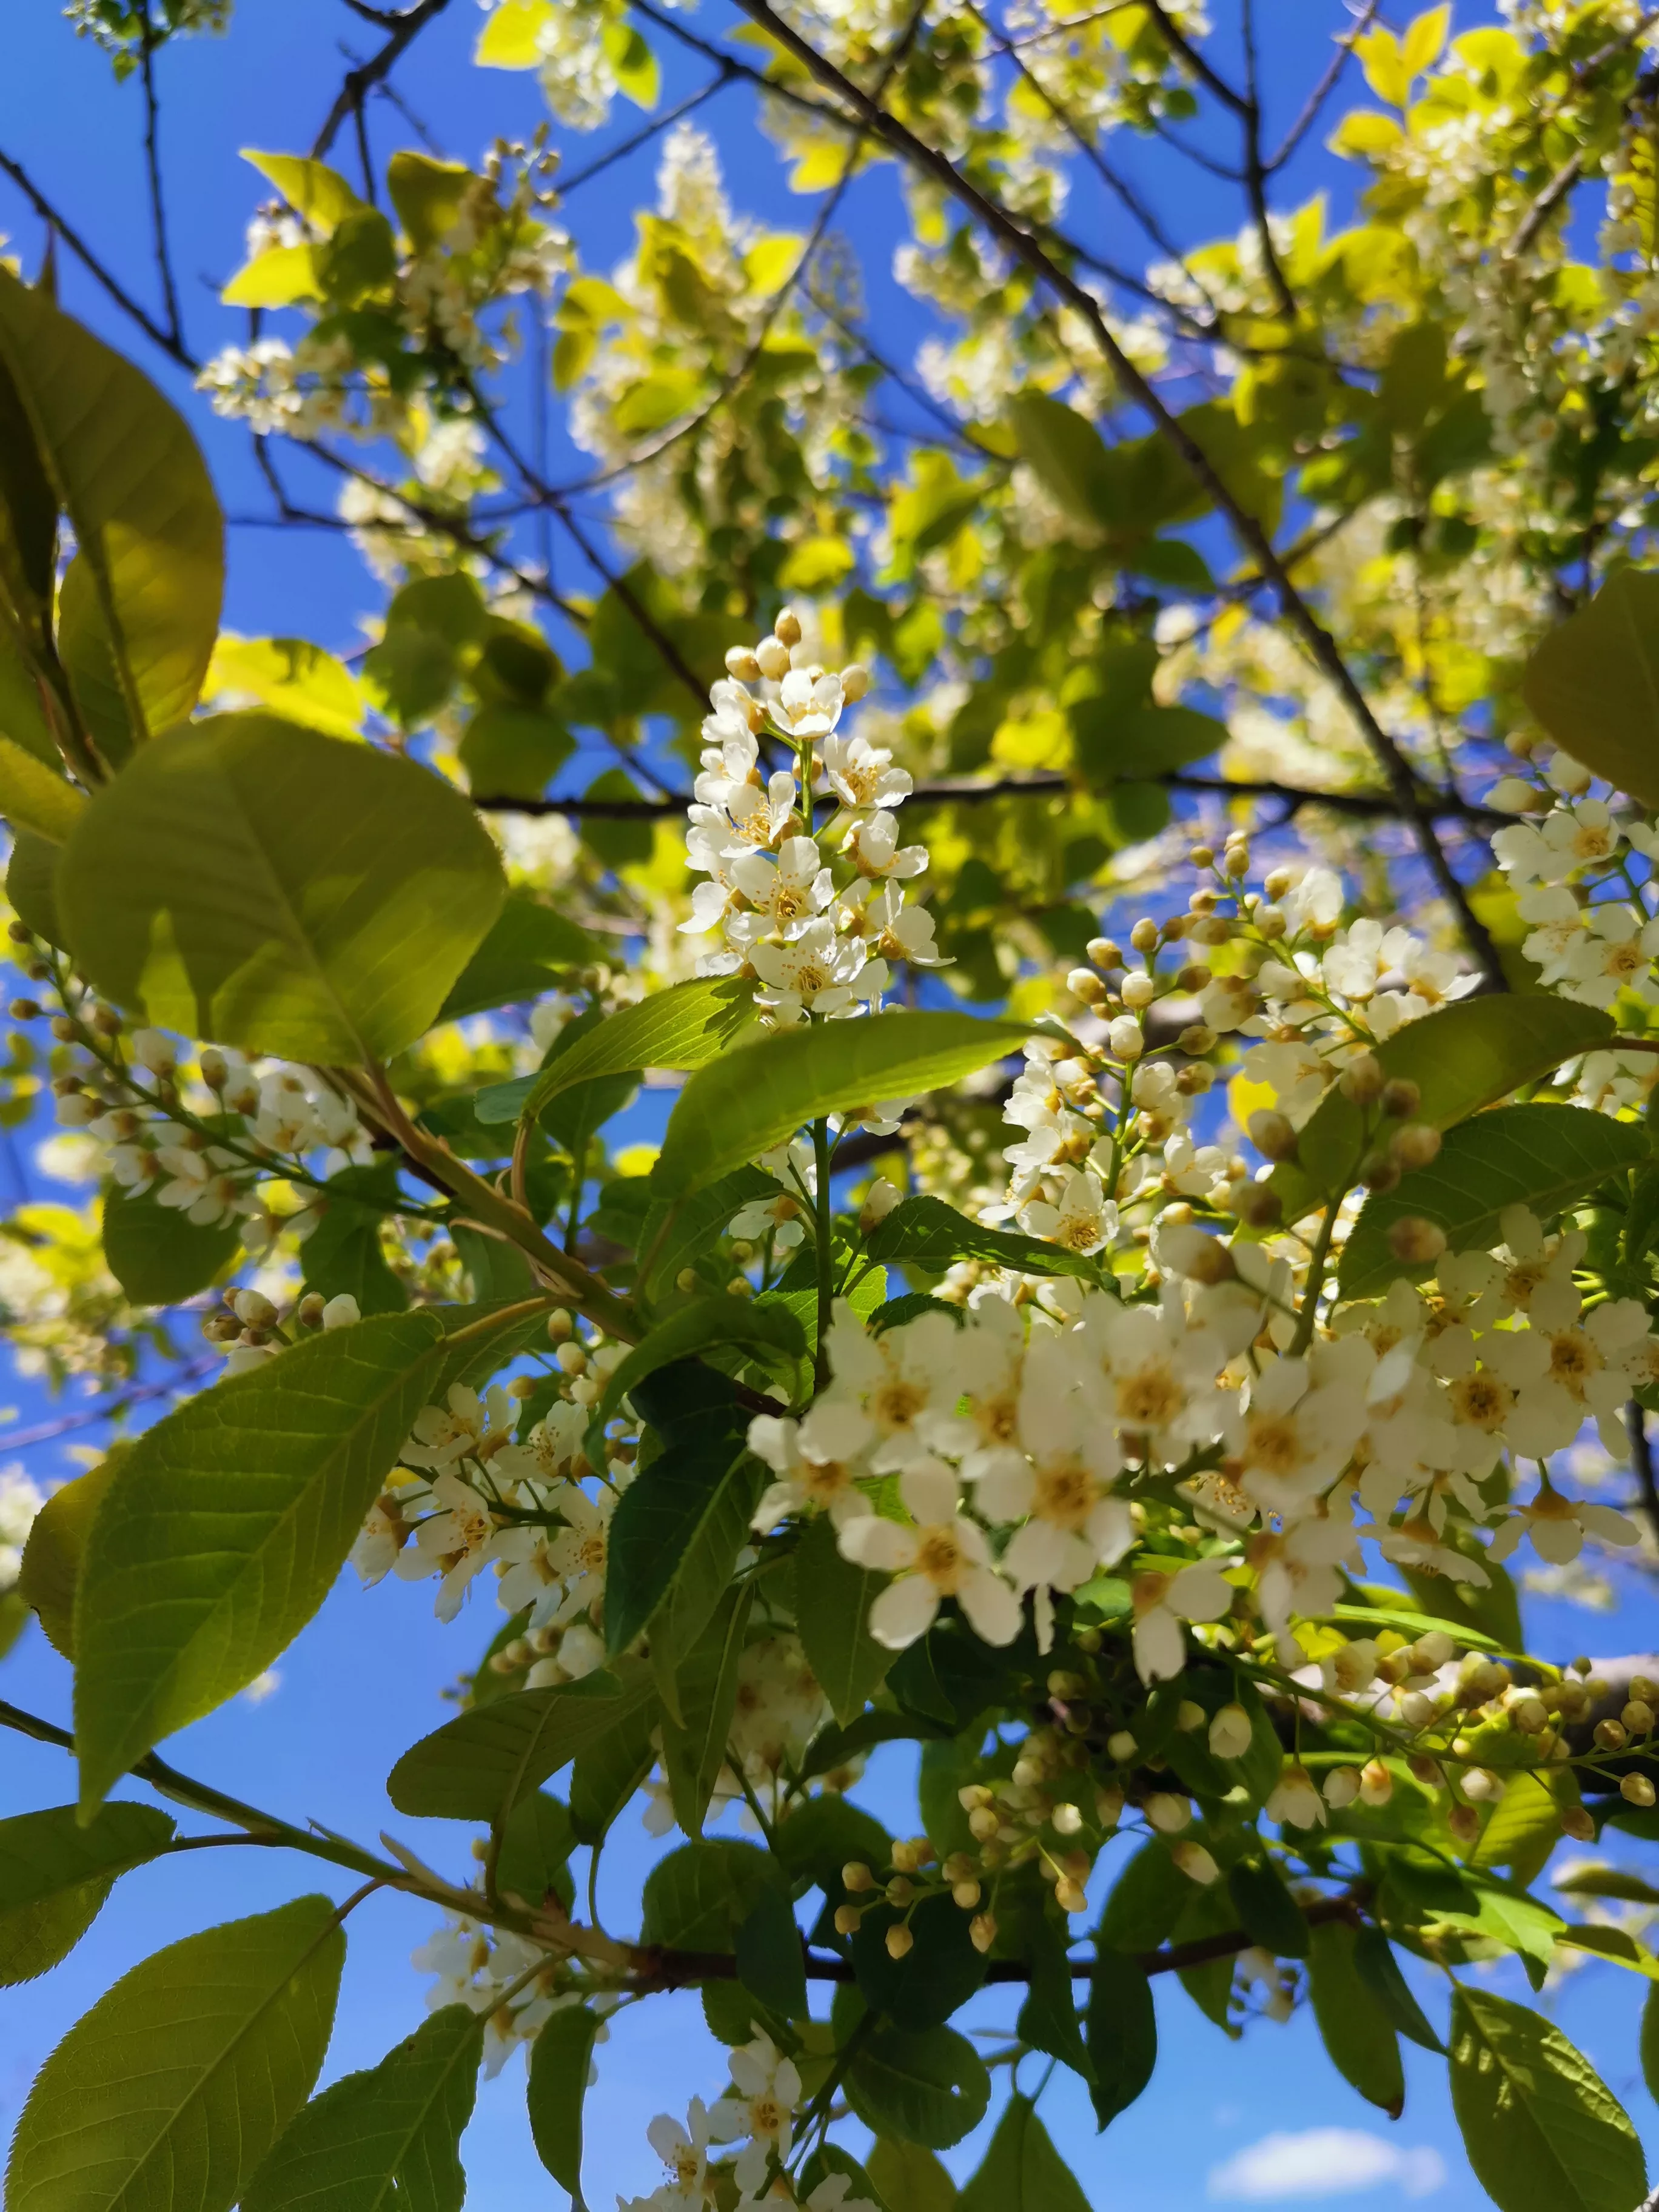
left=1560, top=1806, right=1596, bottom=1842
left=1087, top=937, right=1122, bottom=970
left=968, top=1806, right=1000, bottom=1841
left=1359, top=1758, right=1393, bottom=1806
left=233, top=1289, right=277, bottom=1329
left=1263, top=868, right=1293, bottom=900
left=1121, top=971, right=1156, bottom=1010
left=1130, top=917, right=1160, bottom=953
left=833, top=1904, right=862, bottom=1936
left=1381, top=1078, right=1421, bottom=1119
left=1054, top=1877, right=1087, bottom=1914
left=1387, top=1215, right=1447, bottom=1266
left=842, top=1862, right=874, bottom=1893
left=1248, top=1110, right=1298, bottom=1162
left=1323, top=1766, right=1361, bottom=1809
left=1229, top=1181, right=1282, bottom=1230
left=841, top=662, right=870, bottom=702
left=1624, top=1700, right=1655, bottom=1735
left=1622, top=1774, right=1656, bottom=1808
left=1595, top=1718, right=1629, bottom=1752
left=1177, top=1024, right=1217, bottom=1056
left=1144, top=1791, right=1190, bottom=1834
left=1189, top=844, right=1215, bottom=868
left=970, top=1912, right=997, bottom=1953
left=546, top=1309, right=574, bottom=1344
left=1107, top=1730, right=1138, bottom=1763
left=755, top=636, right=789, bottom=680
left=1338, top=1053, right=1384, bottom=1105
left=1052, top=1802, right=1084, bottom=1836
left=1360, top=1151, right=1401, bottom=1195
left=7, top=999, right=39, bottom=1021
left=1172, top=1840, right=1220, bottom=1885
left=1209, top=1703, right=1253, bottom=1760
left=860, top=1176, right=902, bottom=1234
left=1447, top=1804, right=1480, bottom=1845
left=1390, top=1122, right=1442, bottom=1171
left=885, top=1875, right=914, bottom=1906
left=1067, top=968, right=1107, bottom=1005
left=725, top=646, right=762, bottom=681
left=774, top=606, right=803, bottom=648
left=297, top=1292, right=326, bottom=1329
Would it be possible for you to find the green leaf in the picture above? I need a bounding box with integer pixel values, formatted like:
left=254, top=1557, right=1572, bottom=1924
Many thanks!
left=390, top=1663, right=657, bottom=1825
left=640, top=1838, right=780, bottom=1951
left=494, top=1791, right=577, bottom=1913
left=241, top=2003, right=483, bottom=2212
left=1449, top=1985, right=1647, bottom=2212
left=101, top=1180, right=239, bottom=1306
left=7, top=828, right=64, bottom=943
left=597, top=1296, right=803, bottom=1428
left=0, top=733, right=85, bottom=841
left=0, top=1802, right=173, bottom=1988
left=56, top=714, right=506, bottom=1062
left=958, top=2095, right=1092, bottom=2212
left=1642, top=1980, right=1659, bottom=2108
left=387, top=153, right=474, bottom=254
left=1097, top=1842, right=1190, bottom=1953
left=1307, top=1920, right=1403, bottom=2117
left=526, top=2005, right=601, bottom=2208
left=865, top=1195, right=1102, bottom=1284
left=1085, top=1948, right=1156, bottom=2129
left=0, top=270, right=222, bottom=749
left=865, top=2140, right=954, bottom=2211
left=1352, top=1928, right=1444, bottom=2053
left=1557, top=1868, right=1659, bottom=1906
left=435, top=893, right=596, bottom=1024
left=603, top=1367, right=756, bottom=1666
left=851, top=1894, right=987, bottom=2032
left=652, top=1011, right=1029, bottom=1203
left=661, top=1583, right=752, bottom=1833
left=1272, top=996, right=1617, bottom=1218
left=772, top=1792, right=892, bottom=1895
left=5, top=1894, right=344, bottom=2212
left=478, top=976, right=758, bottom=1127
left=794, top=1512, right=895, bottom=1726
left=1015, top=1918, right=1093, bottom=2086
left=458, top=703, right=574, bottom=802
left=602, top=18, right=659, bottom=106
left=1007, top=393, right=1122, bottom=534
left=204, top=635, right=364, bottom=739
left=635, top=1166, right=774, bottom=1302
left=1470, top=1769, right=1568, bottom=1890
left=1523, top=569, right=1659, bottom=808
left=1341, top=1104, right=1647, bottom=1295
left=220, top=245, right=322, bottom=307
left=734, top=1877, right=808, bottom=2023
left=16, top=1455, right=120, bottom=1661
left=73, top=1306, right=494, bottom=1809
left=841, top=2006, right=992, bottom=2150
left=1227, top=1857, right=1309, bottom=1960
left=1070, top=700, right=1227, bottom=785
left=567, top=1681, right=660, bottom=1845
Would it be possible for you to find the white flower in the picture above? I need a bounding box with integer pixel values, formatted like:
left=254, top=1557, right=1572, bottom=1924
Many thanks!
left=708, top=2034, right=802, bottom=2195
left=0, top=1466, right=43, bottom=1590
left=1076, top=1296, right=1232, bottom=1461
left=1492, top=799, right=1619, bottom=885
left=1019, top=1166, right=1116, bottom=1255
left=1489, top=1484, right=1641, bottom=1567
left=394, top=1469, right=513, bottom=1621
left=806, top=1302, right=967, bottom=1472
left=1266, top=1764, right=1326, bottom=1829
left=748, top=1412, right=873, bottom=1529
left=403, top=1384, right=517, bottom=1473
left=820, top=732, right=911, bottom=813
left=837, top=1456, right=1022, bottom=1649
left=750, top=920, right=868, bottom=1023
left=1130, top=1561, right=1233, bottom=1683
left=775, top=666, right=846, bottom=740
left=642, top=2098, right=712, bottom=2202
left=980, top=1358, right=1130, bottom=1646
left=731, top=836, right=834, bottom=936
left=1557, top=902, right=1659, bottom=1007
left=1233, top=1352, right=1369, bottom=1515
left=321, top=1293, right=360, bottom=1329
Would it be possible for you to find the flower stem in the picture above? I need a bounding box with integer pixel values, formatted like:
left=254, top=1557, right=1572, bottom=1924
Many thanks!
left=813, top=1113, right=834, bottom=1389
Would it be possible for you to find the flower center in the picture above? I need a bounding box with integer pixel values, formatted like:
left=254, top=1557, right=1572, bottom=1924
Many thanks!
left=915, top=1527, right=965, bottom=1591
left=1117, top=1366, right=1183, bottom=1427
left=1451, top=1373, right=1513, bottom=1429
left=1033, top=1458, right=1096, bottom=1530
left=1245, top=1415, right=1303, bottom=1478
left=874, top=1378, right=926, bottom=1432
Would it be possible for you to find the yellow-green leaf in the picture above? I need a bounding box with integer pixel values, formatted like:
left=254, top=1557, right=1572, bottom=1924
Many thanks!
left=0, top=729, right=84, bottom=840
left=475, top=0, right=552, bottom=66
left=220, top=244, right=321, bottom=307
left=1523, top=569, right=1659, bottom=808
left=16, top=1453, right=122, bottom=1660
left=204, top=634, right=364, bottom=739
left=56, top=712, right=505, bottom=1062
left=1449, top=1986, right=1647, bottom=2212
left=241, top=150, right=364, bottom=235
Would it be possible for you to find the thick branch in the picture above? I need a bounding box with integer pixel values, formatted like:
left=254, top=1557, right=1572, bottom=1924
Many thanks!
left=715, top=0, right=1506, bottom=991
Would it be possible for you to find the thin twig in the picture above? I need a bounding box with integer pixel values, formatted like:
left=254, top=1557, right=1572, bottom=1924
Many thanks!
left=1628, top=1401, right=1659, bottom=1550
left=558, top=69, right=737, bottom=196
left=1267, top=0, right=1385, bottom=172
left=138, top=14, right=183, bottom=346
left=0, top=147, right=198, bottom=369
left=312, top=0, right=454, bottom=161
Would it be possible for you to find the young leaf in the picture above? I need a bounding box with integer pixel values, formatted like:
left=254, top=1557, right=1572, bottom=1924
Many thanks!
left=1273, top=996, right=1616, bottom=1216
left=1007, top=392, right=1122, bottom=534
left=101, top=1180, right=240, bottom=1307
left=1449, top=1985, right=1647, bottom=2212
left=650, top=1010, right=1030, bottom=1202
left=241, top=2003, right=483, bottom=2212
left=793, top=1512, right=896, bottom=1726
left=17, top=1452, right=122, bottom=1658
left=0, top=1801, right=174, bottom=1988
left=526, top=2005, right=601, bottom=2207
left=74, top=1308, right=457, bottom=1809
left=597, top=1295, right=803, bottom=1427
left=0, top=267, right=223, bottom=745
left=5, top=1894, right=343, bottom=2212
left=865, top=1194, right=1102, bottom=1284
left=475, top=975, right=757, bottom=1125
left=57, top=714, right=506, bottom=1062
left=1523, top=569, right=1659, bottom=808
left=241, top=150, right=364, bottom=232
left=1086, top=1947, right=1156, bottom=2128
left=958, top=2094, right=1093, bottom=2212
left=0, top=732, right=85, bottom=841
left=1352, top=1928, right=1444, bottom=2054
left=1340, top=1105, right=1646, bottom=1295
left=1307, top=1920, right=1404, bottom=2117
left=389, top=1661, right=657, bottom=1824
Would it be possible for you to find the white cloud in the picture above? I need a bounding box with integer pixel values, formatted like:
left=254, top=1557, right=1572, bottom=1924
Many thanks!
left=243, top=1668, right=282, bottom=1704
left=1208, top=2130, right=1447, bottom=2204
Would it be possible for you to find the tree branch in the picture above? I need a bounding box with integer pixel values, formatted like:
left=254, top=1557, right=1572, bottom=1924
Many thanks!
left=0, top=147, right=198, bottom=370
left=714, top=0, right=1507, bottom=991
left=1267, top=0, right=1384, bottom=172
left=138, top=14, right=184, bottom=347
left=1142, top=0, right=1247, bottom=114
left=312, top=0, right=454, bottom=161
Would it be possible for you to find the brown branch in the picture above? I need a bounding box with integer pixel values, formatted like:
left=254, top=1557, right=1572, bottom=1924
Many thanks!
left=1508, top=150, right=1585, bottom=261
left=1629, top=1401, right=1659, bottom=1552
left=0, top=148, right=198, bottom=370
left=715, top=0, right=1507, bottom=993
left=1267, top=0, right=1385, bottom=172
left=1142, top=0, right=1247, bottom=114
left=312, top=0, right=454, bottom=161
left=558, top=69, right=737, bottom=196
left=1238, top=0, right=1296, bottom=321
left=138, top=15, right=183, bottom=347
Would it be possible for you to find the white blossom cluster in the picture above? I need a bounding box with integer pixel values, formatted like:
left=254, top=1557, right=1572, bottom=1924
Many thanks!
left=683, top=606, right=943, bottom=1024
left=412, top=1908, right=607, bottom=2077
left=0, top=1464, right=42, bottom=1595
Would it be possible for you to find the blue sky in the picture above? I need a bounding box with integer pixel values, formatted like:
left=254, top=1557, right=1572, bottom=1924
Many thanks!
left=8, top=3, right=1659, bottom=2207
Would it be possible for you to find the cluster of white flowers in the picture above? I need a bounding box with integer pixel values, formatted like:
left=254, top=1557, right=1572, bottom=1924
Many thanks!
left=682, top=606, right=943, bottom=1024
left=412, top=1909, right=603, bottom=2077
left=623, top=2033, right=876, bottom=2211
left=0, top=1464, right=42, bottom=1594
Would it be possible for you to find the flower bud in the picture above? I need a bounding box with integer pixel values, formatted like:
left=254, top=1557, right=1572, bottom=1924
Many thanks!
left=1052, top=1802, right=1084, bottom=1836
left=1224, top=841, right=1250, bottom=877
left=1263, top=867, right=1293, bottom=900
left=321, top=1293, right=360, bottom=1330
left=546, top=1309, right=573, bottom=1344
left=1228, top=1181, right=1282, bottom=1230
left=1359, top=1151, right=1401, bottom=1195
left=131, top=1027, right=176, bottom=1074
left=755, top=636, right=790, bottom=680
left=885, top=1875, right=914, bottom=1906
left=970, top=1912, right=997, bottom=1953
left=1130, top=917, right=1159, bottom=954
left=297, top=1292, right=326, bottom=1329
left=1054, top=1877, right=1087, bottom=1914
left=1121, top=971, right=1156, bottom=1011
left=1560, top=1806, right=1597, bottom=1842
left=1381, top=1078, right=1421, bottom=1119
left=842, top=1860, right=875, bottom=1894
left=1189, top=844, right=1215, bottom=868
left=968, top=1806, right=1000, bottom=1841
left=1624, top=1700, right=1655, bottom=1735
left=1463, top=1767, right=1506, bottom=1802
left=1209, top=1703, right=1253, bottom=1760
left=1172, top=1840, right=1220, bottom=1885
left=7, top=999, right=39, bottom=1021
left=774, top=606, right=803, bottom=648
left=841, top=662, right=870, bottom=702
left=1067, top=968, right=1107, bottom=1005
left=860, top=1177, right=902, bottom=1234
left=1107, top=1730, right=1138, bottom=1763
left=1390, top=1122, right=1442, bottom=1171
left=1108, top=1016, right=1144, bottom=1061
left=1447, top=1803, right=1480, bottom=1845
left=1177, top=1024, right=1217, bottom=1057
left=1144, top=1791, right=1190, bottom=1834
left=233, top=1289, right=278, bottom=1329
left=1087, top=937, right=1122, bottom=970
left=1388, top=1215, right=1447, bottom=1266
left=1511, top=1697, right=1549, bottom=1733
left=1358, top=1759, right=1393, bottom=1806
left=1338, top=1053, right=1384, bottom=1105
left=1595, top=1718, right=1629, bottom=1752
left=725, top=646, right=762, bottom=681
left=1323, top=1766, right=1361, bottom=1809
left=1247, top=1110, right=1298, bottom=1162
left=833, top=1904, right=862, bottom=1935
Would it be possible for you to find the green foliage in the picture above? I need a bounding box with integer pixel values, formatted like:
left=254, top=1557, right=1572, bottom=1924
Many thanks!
left=0, top=1802, right=174, bottom=1987
left=100, top=1180, right=239, bottom=1305
left=57, top=714, right=506, bottom=1061
left=16, top=1458, right=120, bottom=1660
left=478, top=974, right=758, bottom=1127
left=1341, top=1104, right=1647, bottom=1293
left=241, top=2004, right=483, bottom=2212
left=1523, top=569, right=1659, bottom=806
left=526, top=2005, right=602, bottom=2204
left=1085, top=1948, right=1156, bottom=2128
left=652, top=1011, right=1030, bottom=1201
left=1307, top=1920, right=1404, bottom=2117
left=74, top=1307, right=523, bottom=1808
left=5, top=1895, right=344, bottom=2212
left=865, top=1193, right=1102, bottom=1282
left=434, top=893, right=595, bottom=1021
left=641, top=1838, right=780, bottom=1950
left=1449, top=1986, right=1647, bottom=2212
left=958, top=2096, right=1093, bottom=2212
left=596, top=1294, right=803, bottom=1424
left=836, top=1995, right=991, bottom=2149
left=389, top=1662, right=657, bottom=1823
left=793, top=1512, right=896, bottom=1724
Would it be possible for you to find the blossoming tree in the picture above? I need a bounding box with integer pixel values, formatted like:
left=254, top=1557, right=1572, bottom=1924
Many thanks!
left=12, top=0, right=1659, bottom=2206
